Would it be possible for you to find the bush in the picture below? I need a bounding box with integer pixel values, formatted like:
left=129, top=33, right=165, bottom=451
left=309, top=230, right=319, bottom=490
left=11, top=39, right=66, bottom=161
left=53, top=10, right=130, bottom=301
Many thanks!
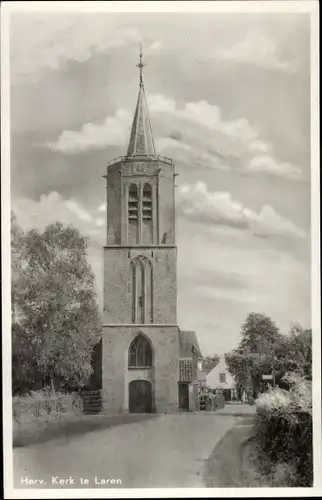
left=254, top=373, right=312, bottom=486
left=13, top=388, right=75, bottom=424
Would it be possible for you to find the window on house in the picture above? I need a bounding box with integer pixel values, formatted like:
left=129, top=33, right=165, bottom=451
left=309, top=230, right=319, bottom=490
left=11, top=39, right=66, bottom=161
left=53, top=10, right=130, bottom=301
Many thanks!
left=128, top=334, right=153, bottom=367
left=179, top=359, right=193, bottom=382
left=219, top=372, right=226, bottom=384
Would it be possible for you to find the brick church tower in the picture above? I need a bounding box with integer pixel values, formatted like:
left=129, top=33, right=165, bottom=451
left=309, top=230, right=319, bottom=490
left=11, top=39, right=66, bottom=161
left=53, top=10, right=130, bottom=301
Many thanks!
left=102, top=49, right=180, bottom=413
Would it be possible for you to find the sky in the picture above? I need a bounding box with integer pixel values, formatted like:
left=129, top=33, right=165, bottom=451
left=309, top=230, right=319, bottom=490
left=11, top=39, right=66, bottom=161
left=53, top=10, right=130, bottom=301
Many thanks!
left=10, top=10, right=311, bottom=355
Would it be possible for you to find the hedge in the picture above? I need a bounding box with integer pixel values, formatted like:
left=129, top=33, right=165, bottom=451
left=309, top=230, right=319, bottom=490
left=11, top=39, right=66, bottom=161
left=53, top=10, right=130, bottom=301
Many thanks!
left=13, top=387, right=77, bottom=424
left=254, top=373, right=313, bottom=486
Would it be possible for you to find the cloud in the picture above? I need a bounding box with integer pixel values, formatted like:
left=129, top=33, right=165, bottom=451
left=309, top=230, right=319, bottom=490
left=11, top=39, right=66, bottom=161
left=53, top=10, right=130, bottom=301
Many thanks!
left=177, top=181, right=307, bottom=239
left=212, top=31, right=300, bottom=73
left=47, top=93, right=303, bottom=181
left=149, top=95, right=303, bottom=181
left=48, top=109, right=131, bottom=152
left=97, top=204, right=106, bottom=213
left=149, top=95, right=257, bottom=142
left=10, top=14, right=143, bottom=83
left=154, top=137, right=192, bottom=153
left=248, top=155, right=302, bottom=180
left=149, top=40, right=164, bottom=50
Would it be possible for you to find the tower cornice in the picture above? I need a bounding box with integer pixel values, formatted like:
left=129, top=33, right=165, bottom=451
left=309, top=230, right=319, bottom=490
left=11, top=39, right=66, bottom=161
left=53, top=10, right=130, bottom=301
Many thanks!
left=105, top=154, right=174, bottom=171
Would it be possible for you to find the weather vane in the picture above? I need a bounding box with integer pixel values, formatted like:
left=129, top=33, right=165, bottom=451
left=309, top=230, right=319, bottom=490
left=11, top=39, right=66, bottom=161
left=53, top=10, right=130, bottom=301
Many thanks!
left=136, top=43, right=146, bottom=87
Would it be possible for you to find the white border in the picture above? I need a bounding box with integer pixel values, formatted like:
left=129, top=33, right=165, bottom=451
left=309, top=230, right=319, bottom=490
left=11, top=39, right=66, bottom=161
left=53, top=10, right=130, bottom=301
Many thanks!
left=1, top=1, right=320, bottom=498
left=1, top=0, right=319, bottom=14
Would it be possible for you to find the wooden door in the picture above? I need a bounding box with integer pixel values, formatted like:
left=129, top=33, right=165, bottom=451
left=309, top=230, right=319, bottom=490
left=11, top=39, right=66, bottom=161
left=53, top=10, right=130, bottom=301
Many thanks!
left=129, top=380, right=152, bottom=413
left=178, top=383, right=189, bottom=410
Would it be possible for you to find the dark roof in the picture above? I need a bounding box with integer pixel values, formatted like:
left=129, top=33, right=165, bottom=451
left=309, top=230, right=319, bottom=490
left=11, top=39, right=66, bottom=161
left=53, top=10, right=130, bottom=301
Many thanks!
left=179, top=330, right=202, bottom=359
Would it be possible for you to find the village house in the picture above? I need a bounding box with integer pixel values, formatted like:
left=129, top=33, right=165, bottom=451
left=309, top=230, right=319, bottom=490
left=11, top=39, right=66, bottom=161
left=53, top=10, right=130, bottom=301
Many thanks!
left=206, top=356, right=237, bottom=401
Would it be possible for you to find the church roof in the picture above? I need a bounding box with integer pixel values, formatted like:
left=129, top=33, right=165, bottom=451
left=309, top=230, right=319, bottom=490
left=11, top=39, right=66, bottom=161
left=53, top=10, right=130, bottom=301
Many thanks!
left=126, top=47, right=156, bottom=157
left=179, top=330, right=202, bottom=359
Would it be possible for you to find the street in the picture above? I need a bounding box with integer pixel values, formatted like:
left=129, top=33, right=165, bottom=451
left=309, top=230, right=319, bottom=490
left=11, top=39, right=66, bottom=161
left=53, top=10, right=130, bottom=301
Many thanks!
left=13, top=406, right=254, bottom=489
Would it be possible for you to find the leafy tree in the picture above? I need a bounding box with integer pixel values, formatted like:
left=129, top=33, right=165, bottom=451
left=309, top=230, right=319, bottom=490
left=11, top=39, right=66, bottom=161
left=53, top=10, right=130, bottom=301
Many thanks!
left=11, top=211, right=24, bottom=318
left=12, top=220, right=101, bottom=394
left=202, top=354, right=220, bottom=375
left=225, top=314, right=312, bottom=398
left=225, top=313, right=282, bottom=397
left=239, top=312, right=282, bottom=354
left=275, top=324, right=312, bottom=383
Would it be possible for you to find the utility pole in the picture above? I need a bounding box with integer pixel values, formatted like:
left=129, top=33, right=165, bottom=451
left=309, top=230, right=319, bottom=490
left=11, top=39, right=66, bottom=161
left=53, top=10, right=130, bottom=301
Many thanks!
left=272, top=366, right=276, bottom=388
left=272, top=356, right=277, bottom=388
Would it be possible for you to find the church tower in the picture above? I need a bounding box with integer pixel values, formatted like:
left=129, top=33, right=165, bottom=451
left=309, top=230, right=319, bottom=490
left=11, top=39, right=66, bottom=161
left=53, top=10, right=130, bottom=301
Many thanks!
left=102, top=48, right=179, bottom=413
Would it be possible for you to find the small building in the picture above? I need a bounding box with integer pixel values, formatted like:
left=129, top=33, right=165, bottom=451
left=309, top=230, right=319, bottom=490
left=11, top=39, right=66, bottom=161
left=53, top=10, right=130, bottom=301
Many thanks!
left=178, top=330, right=204, bottom=411
left=206, top=357, right=237, bottom=401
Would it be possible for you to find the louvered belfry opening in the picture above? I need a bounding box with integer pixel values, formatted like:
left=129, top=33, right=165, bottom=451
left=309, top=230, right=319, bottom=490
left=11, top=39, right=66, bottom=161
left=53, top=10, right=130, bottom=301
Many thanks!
left=128, top=183, right=139, bottom=220
left=142, top=183, right=153, bottom=244
left=142, top=183, right=152, bottom=220
left=128, top=183, right=139, bottom=244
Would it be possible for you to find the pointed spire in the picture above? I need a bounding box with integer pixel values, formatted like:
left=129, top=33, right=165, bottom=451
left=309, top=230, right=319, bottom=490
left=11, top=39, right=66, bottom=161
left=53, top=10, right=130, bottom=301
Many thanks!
left=137, top=43, right=145, bottom=87
left=126, top=45, right=156, bottom=157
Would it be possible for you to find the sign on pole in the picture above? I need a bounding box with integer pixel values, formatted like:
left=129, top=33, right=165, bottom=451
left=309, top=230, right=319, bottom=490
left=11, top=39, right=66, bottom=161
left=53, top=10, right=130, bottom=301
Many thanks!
left=262, top=374, right=273, bottom=381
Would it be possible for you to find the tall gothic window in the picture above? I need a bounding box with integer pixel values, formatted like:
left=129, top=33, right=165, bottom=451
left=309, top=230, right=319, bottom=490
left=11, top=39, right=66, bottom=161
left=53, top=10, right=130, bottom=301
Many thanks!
left=128, top=334, right=153, bottom=367
left=130, top=256, right=153, bottom=324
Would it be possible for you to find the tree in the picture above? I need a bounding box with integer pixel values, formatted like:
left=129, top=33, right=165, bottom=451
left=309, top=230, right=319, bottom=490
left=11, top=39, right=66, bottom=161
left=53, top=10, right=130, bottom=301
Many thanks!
left=239, top=312, right=282, bottom=354
left=225, top=313, right=282, bottom=397
left=202, top=354, right=220, bottom=375
left=11, top=211, right=24, bottom=320
left=12, top=220, right=101, bottom=394
left=275, top=323, right=312, bottom=383
left=225, top=314, right=312, bottom=398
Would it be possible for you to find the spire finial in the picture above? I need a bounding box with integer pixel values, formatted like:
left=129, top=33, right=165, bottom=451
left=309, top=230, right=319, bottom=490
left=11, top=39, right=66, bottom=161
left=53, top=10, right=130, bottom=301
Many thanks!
left=136, top=43, right=146, bottom=87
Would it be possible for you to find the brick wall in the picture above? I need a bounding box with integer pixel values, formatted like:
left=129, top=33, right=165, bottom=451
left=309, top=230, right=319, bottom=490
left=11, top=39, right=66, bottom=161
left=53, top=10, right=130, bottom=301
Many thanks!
left=102, top=326, right=179, bottom=414
left=103, top=247, right=177, bottom=325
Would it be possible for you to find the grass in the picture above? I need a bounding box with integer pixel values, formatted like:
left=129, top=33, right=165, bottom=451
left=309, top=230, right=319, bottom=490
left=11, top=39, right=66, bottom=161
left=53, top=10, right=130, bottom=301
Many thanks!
left=241, top=436, right=298, bottom=487
left=203, top=415, right=297, bottom=488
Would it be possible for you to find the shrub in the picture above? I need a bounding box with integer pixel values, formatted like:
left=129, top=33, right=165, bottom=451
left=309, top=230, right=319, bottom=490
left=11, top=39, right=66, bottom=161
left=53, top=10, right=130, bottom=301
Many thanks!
left=254, top=373, right=312, bottom=486
left=12, top=388, right=75, bottom=424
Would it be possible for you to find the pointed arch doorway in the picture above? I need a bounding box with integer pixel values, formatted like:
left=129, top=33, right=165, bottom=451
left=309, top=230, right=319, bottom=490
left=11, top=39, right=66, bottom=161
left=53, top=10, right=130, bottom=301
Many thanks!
left=128, top=333, right=154, bottom=413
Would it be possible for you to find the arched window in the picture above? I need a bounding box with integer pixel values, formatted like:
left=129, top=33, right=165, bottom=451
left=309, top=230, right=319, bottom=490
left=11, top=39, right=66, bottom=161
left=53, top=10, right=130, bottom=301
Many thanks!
left=128, top=183, right=139, bottom=220
left=142, top=183, right=153, bottom=245
left=130, top=256, right=153, bottom=324
left=127, top=182, right=153, bottom=244
left=128, top=334, right=153, bottom=367
left=142, top=183, right=152, bottom=220
left=128, top=183, right=139, bottom=244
